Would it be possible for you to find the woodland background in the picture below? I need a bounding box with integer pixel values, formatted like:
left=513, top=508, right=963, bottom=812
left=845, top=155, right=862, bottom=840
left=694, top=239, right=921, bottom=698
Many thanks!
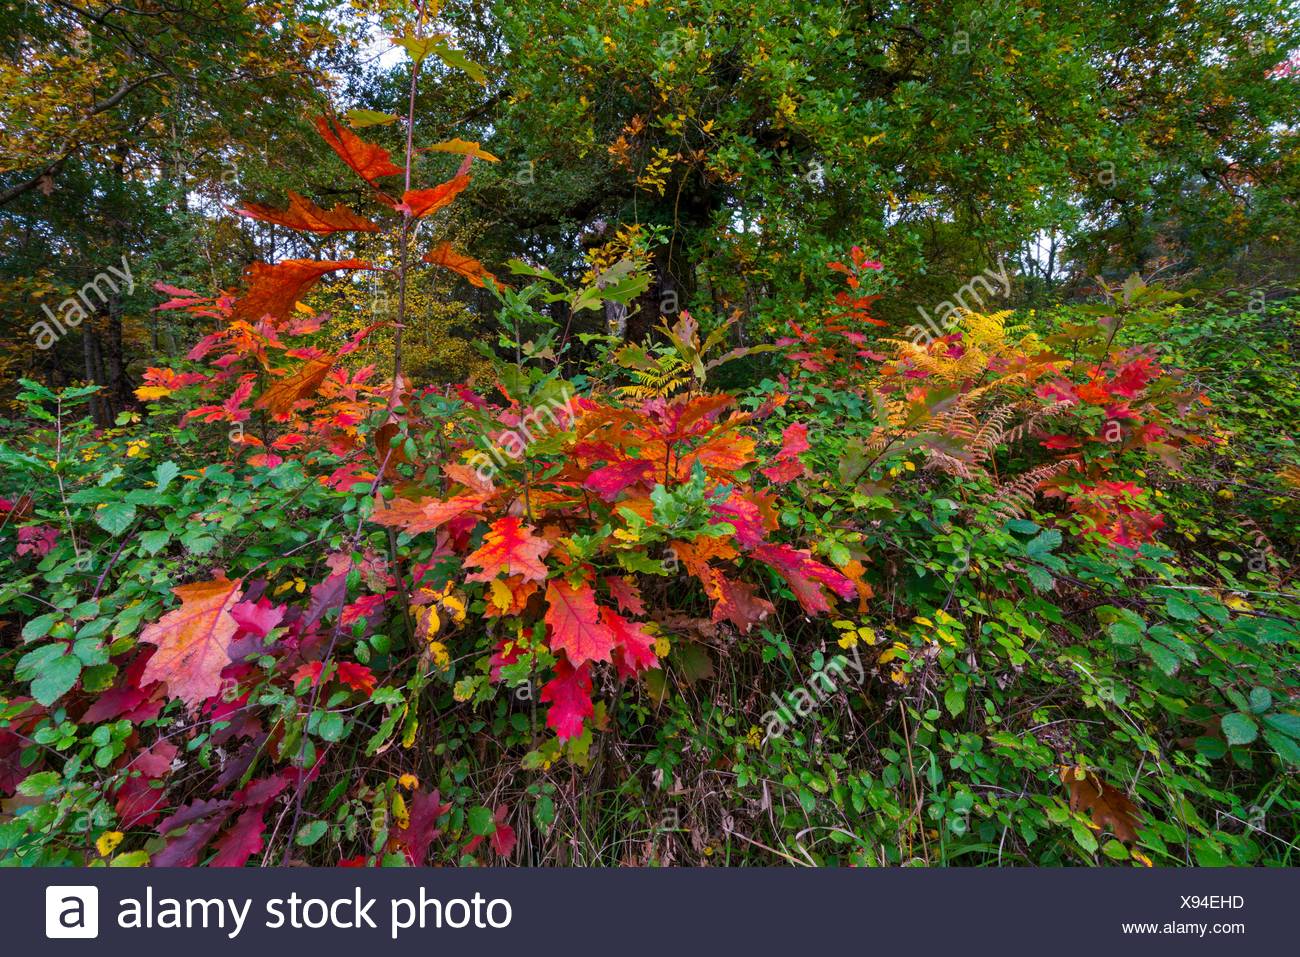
left=0, top=1, right=1297, bottom=867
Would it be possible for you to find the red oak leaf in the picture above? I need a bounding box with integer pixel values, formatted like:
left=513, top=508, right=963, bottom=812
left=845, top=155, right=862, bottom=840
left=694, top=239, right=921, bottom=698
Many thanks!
left=540, top=657, right=594, bottom=741
left=315, top=115, right=405, bottom=185
left=391, top=789, right=451, bottom=865
left=370, top=492, right=488, bottom=535
left=337, top=662, right=377, bottom=694
left=234, top=191, right=379, bottom=234
left=255, top=355, right=336, bottom=418
left=601, top=607, right=658, bottom=678
left=154, top=798, right=233, bottom=867
left=210, top=805, right=270, bottom=867
left=490, top=805, right=516, bottom=858
left=710, top=574, right=775, bottom=633
left=422, top=241, right=496, bottom=288
left=583, top=458, right=654, bottom=500
left=464, top=516, right=551, bottom=584
left=232, top=259, right=373, bottom=324
left=760, top=421, right=810, bottom=483
left=545, top=578, right=616, bottom=666
left=605, top=575, right=646, bottom=616
left=710, top=492, right=767, bottom=548
left=753, top=543, right=855, bottom=615
left=140, top=575, right=245, bottom=709
left=115, top=737, right=179, bottom=828
left=230, top=598, right=284, bottom=638
left=399, top=174, right=470, bottom=218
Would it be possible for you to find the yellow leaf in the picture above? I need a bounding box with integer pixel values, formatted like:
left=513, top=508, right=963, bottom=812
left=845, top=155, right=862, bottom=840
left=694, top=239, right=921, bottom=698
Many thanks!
left=392, top=791, right=410, bottom=829
left=422, top=138, right=500, bottom=163
left=97, top=830, right=124, bottom=856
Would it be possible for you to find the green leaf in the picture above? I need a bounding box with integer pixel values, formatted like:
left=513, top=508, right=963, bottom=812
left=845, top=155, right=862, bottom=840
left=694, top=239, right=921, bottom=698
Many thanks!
left=94, top=502, right=136, bottom=536
left=1106, top=620, right=1143, bottom=646
left=109, top=850, right=152, bottom=867
left=1248, top=687, right=1273, bottom=714
left=1262, top=712, right=1300, bottom=740
left=467, top=805, right=495, bottom=837
left=1025, top=529, right=1061, bottom=559
left=295, top=821, right=329, bottom=847
left=1070, top=819, right=1099, bottom=854
left=1024, top=565, right=1054, bottom=592
left=153, top=460, right=180, bottom=492
left=21, top=612, right=58, bottom=642
left=31, top=654, right=81, bottom=705
left=1220, top=712, right=1258, bottom=746
left=315, top=711, right=345, bottom=742
left=1194, top=736, right=1227, bottom=760
left=393, top=33, right=441, bottom=64
left=16, top=771, right=60, bottom=796
left=1262, top=729, right=1300, bottom=765
left=1140, top=639, right=1179, bottom=676
left=345, top=108, right=398, bottom=128
left=943, top=686, right=965, bottom=718
left=139, top=529, right=171, bottom=555
left=434, top=44, right=486, bottom=84
left=1163, top=594, right=1199, bottom=621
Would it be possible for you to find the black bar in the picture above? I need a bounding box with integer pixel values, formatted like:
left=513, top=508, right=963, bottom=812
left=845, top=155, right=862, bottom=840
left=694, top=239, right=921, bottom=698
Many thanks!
left=14, top=868, right=1289, bottom=955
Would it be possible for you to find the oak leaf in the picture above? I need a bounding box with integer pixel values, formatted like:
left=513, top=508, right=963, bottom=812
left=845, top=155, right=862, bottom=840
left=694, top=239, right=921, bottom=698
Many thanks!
left=540, top=658, right=594, bottom=740
left=464, top=516, right=551, bottom=584
left=400, top=174, right=470, bottom=218
left=235, top=191, right=379, bottom=234
left=255, top=355, right=335, bottom=418
left=371, top=493, right=488, bottom=535
left=545, top=578, right=615, bottom=666
left=420, top=138, right=500, bottom=162
left=140, top=575, right=245, bottom=709
left=315, top=115, right=405, bottom=185
left=1061, top=767, right=1141, bottom=844
left=232, top=259, right=373, bottom=324
left=423, top=241, right=496, bottom=288
left=601, top=607, right=658, bottom=678
left=752, top=543, right=855, bottom=614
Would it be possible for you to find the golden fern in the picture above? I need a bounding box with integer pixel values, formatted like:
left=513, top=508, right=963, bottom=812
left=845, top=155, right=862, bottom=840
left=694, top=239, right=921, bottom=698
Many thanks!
left=986, top=458, right=1081, bottom=520
left=883, top=309, right=1042, bottom=382
left=617, top=353, right=692, bottom=400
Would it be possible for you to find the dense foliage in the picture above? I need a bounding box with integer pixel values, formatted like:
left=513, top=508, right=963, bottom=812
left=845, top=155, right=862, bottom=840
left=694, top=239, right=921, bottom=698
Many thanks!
left=0, top=2, right=1297, bottom=868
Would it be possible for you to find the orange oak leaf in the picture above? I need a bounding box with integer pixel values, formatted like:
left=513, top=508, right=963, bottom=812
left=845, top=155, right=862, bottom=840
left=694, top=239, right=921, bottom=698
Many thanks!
left=545, top=578, right=616, bottom=666
left=709, top=574, right=775, bottom=633
left=1061, top=767, right=1141, bottom=843
left=140, top=575, right=245, bottom=709
left=232, top=259, right=373, bottom=324
left=255, top=355, right=335, bottom=418
left=315, top=115, right=405, bottom=185
left=400, top=174, right=470, bottom=218
left=486, top=575, right=541, bottom=617
left=423, top=241, right=496, bottom=288
left=464, top=516, right=551, bottom=584
left=677, top=429, right=756, bottom=477
left=370, top=493, right=488, bottom=535
left=234, top=191, right=379, bottom=234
